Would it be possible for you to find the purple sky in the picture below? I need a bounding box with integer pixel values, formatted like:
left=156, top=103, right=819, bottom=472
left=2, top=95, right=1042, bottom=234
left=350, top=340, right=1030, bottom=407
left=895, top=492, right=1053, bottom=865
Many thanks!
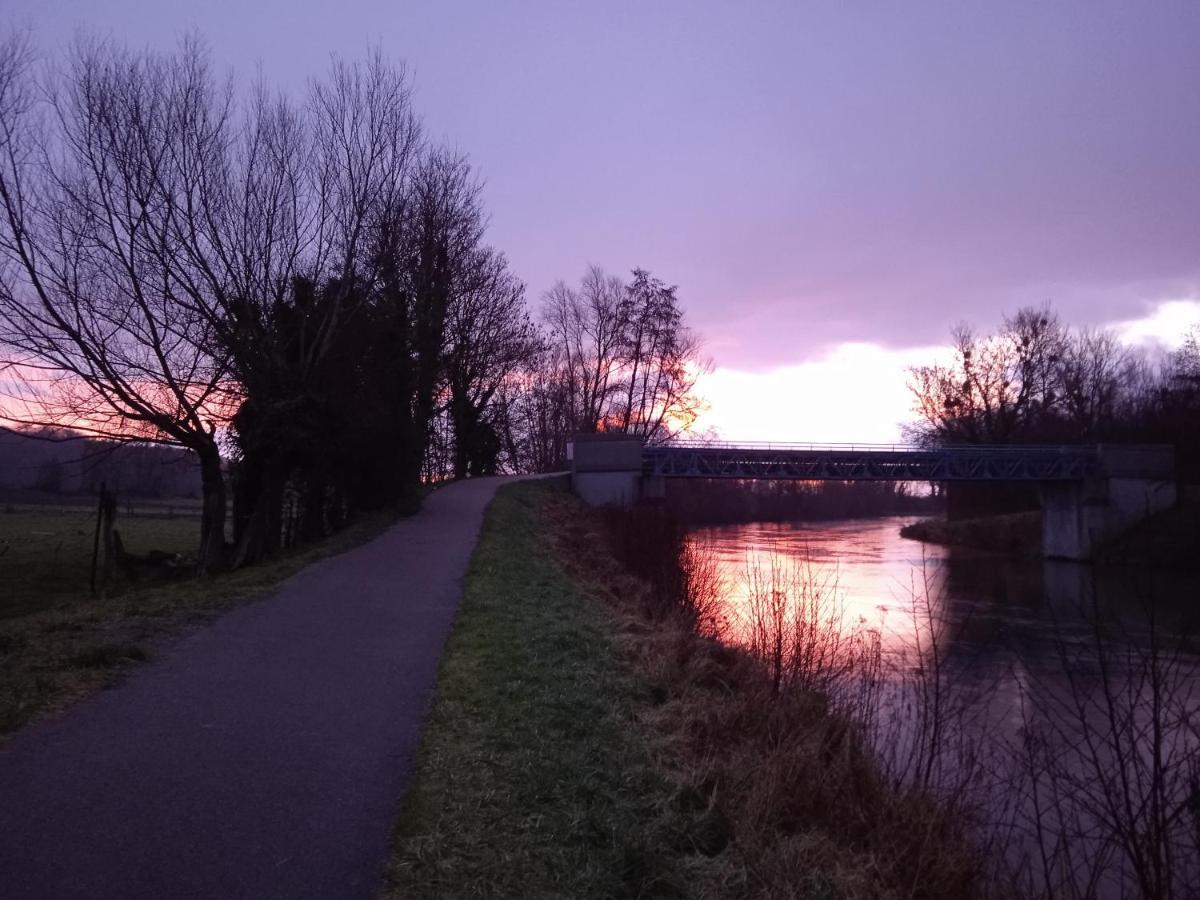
left=6, top=2, right=1200, bottom=435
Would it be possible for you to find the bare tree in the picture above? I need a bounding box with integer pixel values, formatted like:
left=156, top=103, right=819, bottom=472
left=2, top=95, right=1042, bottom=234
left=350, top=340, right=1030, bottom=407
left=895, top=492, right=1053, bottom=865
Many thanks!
left=0, top=34, right=232, bottom=570
left=223, top=52, right=423, bottom=563
left=538, top=264, right=707, bottom=445
left=613, top=267, right=707, bottom=443
left=345, top=144, right=486, bottom=493
left=443, top=246, right=540, bottom=477
left=542, top=264, right=627, bottom=434
left=905, top=306, right=1151, bottom=446
left=500, top=342, right=575, bottom=472
left=1056, top=327, right=1144, bottom=440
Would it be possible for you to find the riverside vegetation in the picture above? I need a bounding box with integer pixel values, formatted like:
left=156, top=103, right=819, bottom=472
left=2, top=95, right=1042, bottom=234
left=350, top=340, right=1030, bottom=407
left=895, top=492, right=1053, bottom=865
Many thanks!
left=388, top=480, right=981, bottom=899
left=392, top=480, right=1200, bottom=898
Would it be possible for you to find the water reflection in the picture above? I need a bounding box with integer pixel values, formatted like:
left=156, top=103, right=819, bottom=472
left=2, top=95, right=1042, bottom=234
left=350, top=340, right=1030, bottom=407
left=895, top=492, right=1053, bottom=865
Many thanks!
left=694, top=516, right=1200, bottom=672
left=692, top=516, right=1200, bottom=895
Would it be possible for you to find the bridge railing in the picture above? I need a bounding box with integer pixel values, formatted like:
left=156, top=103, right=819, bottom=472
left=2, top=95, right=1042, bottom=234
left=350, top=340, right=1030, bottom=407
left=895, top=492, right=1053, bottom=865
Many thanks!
left=644, top=440, right=1101, bottom=481
left=656, top=439, right=1099, bottom=455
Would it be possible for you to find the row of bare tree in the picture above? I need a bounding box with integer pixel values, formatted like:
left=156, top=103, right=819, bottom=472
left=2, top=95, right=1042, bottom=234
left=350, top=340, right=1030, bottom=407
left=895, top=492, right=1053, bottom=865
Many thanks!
left=0, top=32, right=707, bottom=570
left=492, top=265, right=708, bottom=474
left=906, top=306, right=1200, bottom=476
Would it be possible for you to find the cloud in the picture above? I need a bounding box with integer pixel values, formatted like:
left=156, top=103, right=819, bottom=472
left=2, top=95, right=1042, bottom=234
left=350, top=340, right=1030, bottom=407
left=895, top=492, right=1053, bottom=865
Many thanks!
left=1114, top=300, right=1200, bottom=351
left=697, top=299, right=1200, bottom=444
left=694, top=342, right=950, bottom=445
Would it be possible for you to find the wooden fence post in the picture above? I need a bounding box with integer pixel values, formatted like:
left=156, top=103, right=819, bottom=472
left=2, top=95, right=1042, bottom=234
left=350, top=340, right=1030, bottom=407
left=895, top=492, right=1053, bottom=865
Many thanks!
left=90, top=484, right=117, bottom=595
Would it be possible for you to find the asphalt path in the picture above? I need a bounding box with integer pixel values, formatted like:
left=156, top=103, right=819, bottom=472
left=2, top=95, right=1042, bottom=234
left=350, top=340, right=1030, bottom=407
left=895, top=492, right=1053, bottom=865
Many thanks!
left=0, top=475, right=524, bottom=899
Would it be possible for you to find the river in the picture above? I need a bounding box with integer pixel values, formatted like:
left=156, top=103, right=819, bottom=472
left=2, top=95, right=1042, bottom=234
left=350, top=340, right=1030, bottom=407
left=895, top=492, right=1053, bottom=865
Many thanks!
left=694, top=515, right=1200, bottom=674
left=690, top=516, right=1200, bottom=896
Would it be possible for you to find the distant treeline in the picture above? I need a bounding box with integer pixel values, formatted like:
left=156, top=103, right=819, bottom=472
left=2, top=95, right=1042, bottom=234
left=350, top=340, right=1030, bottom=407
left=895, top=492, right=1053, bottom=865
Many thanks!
left=907, top=306, right=1200, bottom=480
left=665, top=479, right=942, bottom=525
left=0, top=428, right=199, bottom=499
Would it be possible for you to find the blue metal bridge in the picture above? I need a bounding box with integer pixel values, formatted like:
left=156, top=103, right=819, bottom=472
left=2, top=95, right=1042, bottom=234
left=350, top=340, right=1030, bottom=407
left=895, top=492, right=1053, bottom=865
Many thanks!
left=642, top=441, right=1098, bottom=482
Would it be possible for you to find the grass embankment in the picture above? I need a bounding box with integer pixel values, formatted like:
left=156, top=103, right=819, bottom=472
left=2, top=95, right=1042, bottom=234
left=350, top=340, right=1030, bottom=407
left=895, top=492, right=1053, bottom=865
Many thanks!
left=386, top=480, right=706, bottom=898
left=900, top=511, right=1041, bottom=556
left=389, top=482, right=978, bottom=899
left=0, top=504, right=406, bottom=738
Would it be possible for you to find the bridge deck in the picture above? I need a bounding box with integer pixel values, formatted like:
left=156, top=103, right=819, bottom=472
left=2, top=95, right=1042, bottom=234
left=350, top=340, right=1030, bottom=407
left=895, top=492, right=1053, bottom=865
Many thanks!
left=643, top=443, right=1097, bottom=481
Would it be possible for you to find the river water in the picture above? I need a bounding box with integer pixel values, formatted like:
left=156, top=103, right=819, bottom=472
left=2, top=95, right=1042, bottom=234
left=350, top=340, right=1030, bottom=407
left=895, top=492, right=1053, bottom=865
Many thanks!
left=690, top=516, right=1200, bottom=895
left=694, top=515, right=1200, bottom=684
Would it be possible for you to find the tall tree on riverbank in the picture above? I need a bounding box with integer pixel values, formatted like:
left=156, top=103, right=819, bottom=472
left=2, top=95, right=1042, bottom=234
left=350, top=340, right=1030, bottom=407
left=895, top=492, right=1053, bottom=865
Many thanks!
left=520, top=265, right=707, bottom=469
left=613, top=268, right=706, bottom=441
left=225, top=52, right=424, bottom=563
left=441, top=247, right=540, bottom=478
left=907, top=306, right=1200, bottom=480
left=906, top=306, right=1151, bottom=445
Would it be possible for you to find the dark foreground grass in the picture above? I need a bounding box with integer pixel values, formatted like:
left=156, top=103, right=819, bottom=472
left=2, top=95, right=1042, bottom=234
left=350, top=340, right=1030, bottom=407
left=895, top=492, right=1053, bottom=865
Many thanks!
left=0, top=508, right=202, bottom=620
left=386, top=481, right=708, bottom=899
left=0, top=506, right=406, bottom=739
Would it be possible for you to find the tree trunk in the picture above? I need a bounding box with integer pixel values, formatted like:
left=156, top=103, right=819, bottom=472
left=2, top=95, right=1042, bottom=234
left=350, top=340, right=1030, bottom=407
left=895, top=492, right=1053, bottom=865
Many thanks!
left=301, top=473, right=328, bottom=543
left=451, top=393, right=475, bottom=480
left=95, top=485, right=117, bottom=594
left=233, top=466, right=286, bottom=568
left=196, top=444, right=227, bottom=574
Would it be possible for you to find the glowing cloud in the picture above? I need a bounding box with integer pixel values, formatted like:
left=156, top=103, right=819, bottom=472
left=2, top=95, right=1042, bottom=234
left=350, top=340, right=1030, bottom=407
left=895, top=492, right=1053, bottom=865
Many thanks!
left=693, top=342, right=951, bottom=445
left=1114, top=299, right=1200, bottom=350
left=696, top=299, right=1200, bottom=445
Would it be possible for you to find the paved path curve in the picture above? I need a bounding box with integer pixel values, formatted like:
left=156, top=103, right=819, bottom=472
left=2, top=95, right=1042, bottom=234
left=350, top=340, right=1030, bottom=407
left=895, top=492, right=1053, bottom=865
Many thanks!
left=0, top=476, right=526, bottom=899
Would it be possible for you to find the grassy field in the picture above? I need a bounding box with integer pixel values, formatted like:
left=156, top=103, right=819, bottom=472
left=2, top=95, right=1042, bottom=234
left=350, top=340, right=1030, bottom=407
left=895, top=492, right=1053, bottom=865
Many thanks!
left=386, top=480, right=713, bottom=899
left=0, top=503, right=406, bottom=738
left=0, top=506, right=202, bottom=620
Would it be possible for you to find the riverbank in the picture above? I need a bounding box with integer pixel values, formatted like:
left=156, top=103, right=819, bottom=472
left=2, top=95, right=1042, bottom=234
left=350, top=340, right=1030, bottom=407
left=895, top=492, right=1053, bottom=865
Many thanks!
left=900, top=500, right=1200, bottom=569
left=1096, top=499, right=1200, bottom=569
left=389, top=481, right=980, bottom=898
left=899, top=511, right=1041, bottom=556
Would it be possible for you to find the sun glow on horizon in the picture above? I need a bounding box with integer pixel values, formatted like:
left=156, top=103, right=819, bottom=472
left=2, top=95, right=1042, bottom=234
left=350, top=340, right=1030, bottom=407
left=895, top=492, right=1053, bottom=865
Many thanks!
left=692, top=341, right=951, bottom=445
left=694, top=298, right=1200, bottom=446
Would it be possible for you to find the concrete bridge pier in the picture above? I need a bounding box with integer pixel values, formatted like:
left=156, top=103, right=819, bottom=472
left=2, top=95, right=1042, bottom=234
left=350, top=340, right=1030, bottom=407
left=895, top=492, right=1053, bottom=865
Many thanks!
left=1040, top=446, right=1177, bottom=560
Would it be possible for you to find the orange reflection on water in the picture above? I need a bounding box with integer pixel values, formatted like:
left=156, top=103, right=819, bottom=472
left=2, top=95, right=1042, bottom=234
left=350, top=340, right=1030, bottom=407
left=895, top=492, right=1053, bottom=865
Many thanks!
left=692, top=517, right=950, bottom=659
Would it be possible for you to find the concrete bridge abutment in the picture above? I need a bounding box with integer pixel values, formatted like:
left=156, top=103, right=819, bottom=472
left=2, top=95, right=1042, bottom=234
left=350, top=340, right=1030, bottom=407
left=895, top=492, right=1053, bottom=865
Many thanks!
left=568, top=434, right=646, bottom=507
left=1040, top=445, right=1177, bottom=561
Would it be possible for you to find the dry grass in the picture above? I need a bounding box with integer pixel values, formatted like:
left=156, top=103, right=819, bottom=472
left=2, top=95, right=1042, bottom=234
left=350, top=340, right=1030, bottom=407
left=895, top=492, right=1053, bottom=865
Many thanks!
left=545, top=491, right=984, bottom=899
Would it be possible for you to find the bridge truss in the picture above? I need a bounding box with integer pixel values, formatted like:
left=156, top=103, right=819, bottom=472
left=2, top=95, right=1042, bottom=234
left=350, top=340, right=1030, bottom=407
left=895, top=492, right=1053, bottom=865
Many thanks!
left=643, top=443, right=1097, bottom=482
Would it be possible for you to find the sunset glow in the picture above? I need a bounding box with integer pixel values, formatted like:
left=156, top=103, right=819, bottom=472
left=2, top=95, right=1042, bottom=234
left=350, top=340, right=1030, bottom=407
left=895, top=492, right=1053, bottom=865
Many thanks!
left=2, top=5, right=1200, bottom=897
left=693, top=342, right=950, bottom=444
left=695, top=299, right=1200, bottom=444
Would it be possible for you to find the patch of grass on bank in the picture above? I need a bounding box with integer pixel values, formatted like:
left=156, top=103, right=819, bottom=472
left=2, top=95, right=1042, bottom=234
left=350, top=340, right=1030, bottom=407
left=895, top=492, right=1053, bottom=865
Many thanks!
left=386, top=480, right=705, bottom=899
left=0, top=505, right=407, bottom=739
left=900, top=511, right=1041, bottom=556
